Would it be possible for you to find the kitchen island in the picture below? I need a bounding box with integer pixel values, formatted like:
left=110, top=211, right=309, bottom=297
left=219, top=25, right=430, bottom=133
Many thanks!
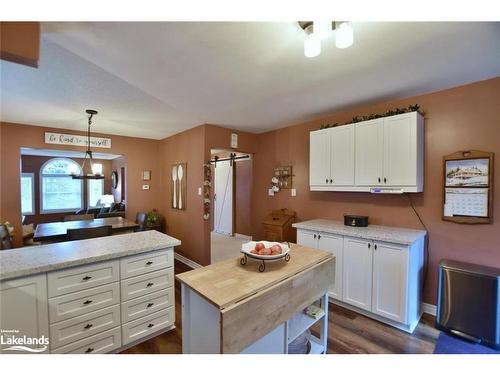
left=0, top=231, right=180, bottom=354
left=176, top=244, right=334, bottom=354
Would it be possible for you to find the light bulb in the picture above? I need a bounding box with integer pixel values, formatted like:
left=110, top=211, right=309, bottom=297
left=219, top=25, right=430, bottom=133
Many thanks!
left=304, top=33, right=321, bottom=58
left=92, top=163, right=103, bottom=175
left=335, top=22, right=353, bottom=49
left=313, top=21, right=332, bottom=40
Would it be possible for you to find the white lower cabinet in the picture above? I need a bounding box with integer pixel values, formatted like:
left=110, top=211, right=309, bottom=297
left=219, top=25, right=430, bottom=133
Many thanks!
left=342, top=237, right=373, bottom=311
left=296, top=228, right=424, bottom=332
left=0, top=247, right=175, bottom=354
left=0, top=274, right=49, bottom=353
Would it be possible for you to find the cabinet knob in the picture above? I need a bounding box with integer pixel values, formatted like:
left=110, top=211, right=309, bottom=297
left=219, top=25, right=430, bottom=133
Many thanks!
left=146, top=303, right=154, bottom=308
left=85, top=347, right=94, bottom=353
left=378, top=177, right=381, bottom=183
left=147, top=323, right=154, bottom=328
left=329, top=179, right=333, bottom=183
left=82, top=276, right=92, bottom=281
left=325, top=178, right=328, bottom=183
left=146, top=282, right=154, bottom=288
left=313, top=234, right=317, bottom=239
left=146, top=261, right=153, bottom=266
left=318, top=234, right=321, bottom=240
left=374, top=244, right=378, bottom=250
left=368, top=243, right=371, bottom=249
left=384, top=177, right=387, bottom=183
left=84, top=323, right=93, bottom=330
left=83, top=300, right=93, bottom=305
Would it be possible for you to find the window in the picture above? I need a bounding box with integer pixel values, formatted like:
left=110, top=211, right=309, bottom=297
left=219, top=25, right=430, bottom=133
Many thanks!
left=88, top=179, right=104, bottom=208
left=40, top=158, right=83, bottom=213
left=21, top=173, right=35, bottom=215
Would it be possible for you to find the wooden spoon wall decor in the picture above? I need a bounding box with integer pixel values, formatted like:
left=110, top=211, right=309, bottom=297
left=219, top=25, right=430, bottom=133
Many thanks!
left=171, top=163, right=187, bottom=210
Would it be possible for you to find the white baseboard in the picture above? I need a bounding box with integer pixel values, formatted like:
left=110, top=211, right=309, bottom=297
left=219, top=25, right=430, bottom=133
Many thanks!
left=234, top=233, right=252, bottom=240
left=174, top=253, right=202, bottom=269
left=422, top=302, right=437, bottom=316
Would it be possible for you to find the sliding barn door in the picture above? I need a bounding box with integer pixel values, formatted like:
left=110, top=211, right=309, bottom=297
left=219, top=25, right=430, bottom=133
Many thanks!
left=214, top=160, right=233, bottom=236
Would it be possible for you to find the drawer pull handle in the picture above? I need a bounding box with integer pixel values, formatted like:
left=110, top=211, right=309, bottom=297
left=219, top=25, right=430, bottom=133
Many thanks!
left=318, top=234, right=321, bottom=240
left=83, top=300, right=93, bottom=305
left=84, top=323, right=93, bottom=330
left=148, top=323, right=154, bottom=328
left=329, top=179, right=333, bottom=183
left=82, top=276, right=92, bottom=281
left=146, top=261, right=153, bottom=266
left=85, top=347, right=94, bottom=353
left=146, top=303, right=154, bottom=308
left=325, top=178, right=328, bottom=183
left=313, top=234, right=317, bottom=239
left=374, top=244, right=378, bottom=250
left=368, top=243, right=371, bottom=249
left=146, top=282, right=154, bottom=288
left=384, top=177, right=387, bottom=183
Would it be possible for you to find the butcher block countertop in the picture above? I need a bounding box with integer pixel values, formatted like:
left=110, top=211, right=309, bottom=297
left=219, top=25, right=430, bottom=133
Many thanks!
left=176, top=244, right=333, bottom=310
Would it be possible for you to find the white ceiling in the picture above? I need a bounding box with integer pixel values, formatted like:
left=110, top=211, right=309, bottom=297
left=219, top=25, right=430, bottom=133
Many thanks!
left=21, top=147, right=122, bottom=160
left=1, top=22, right=499, bottom=139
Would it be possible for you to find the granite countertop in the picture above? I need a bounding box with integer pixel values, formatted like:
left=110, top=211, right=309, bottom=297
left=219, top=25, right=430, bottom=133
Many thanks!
left=0, top=231, right=181, bottom=281
left=293, top=219, right=426, bottom=245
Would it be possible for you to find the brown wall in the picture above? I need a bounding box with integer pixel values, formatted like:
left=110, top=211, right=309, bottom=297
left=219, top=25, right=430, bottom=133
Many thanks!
left=0, top=22, right=40, bottom=68
left=251, top=77, right=500, bottom=305
left=21, top=155, right=112, bottom=226
left=1, top=122, right=161, bottom=246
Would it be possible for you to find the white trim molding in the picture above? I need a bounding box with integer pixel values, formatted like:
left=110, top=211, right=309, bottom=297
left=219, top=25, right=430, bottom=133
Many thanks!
left=174, top=253, right=202, bottom=269
left=422, top=302, right=437, bottom=316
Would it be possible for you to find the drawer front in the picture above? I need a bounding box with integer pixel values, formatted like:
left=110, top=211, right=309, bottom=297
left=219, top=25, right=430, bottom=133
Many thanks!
left=51, top=327, right=121, bottom=354
left=49, top=282, right=120, bottom=323
left=121, top=287, right=174, bottom=323
left=48, top=260, right=119, bottom=298
left=50, top=304, right=121, bottom=349
left=121, top=268, right=174, bottom=302
left=120, top=249, right=173, bottom=279
left=121, top=306, right=175, bottom=345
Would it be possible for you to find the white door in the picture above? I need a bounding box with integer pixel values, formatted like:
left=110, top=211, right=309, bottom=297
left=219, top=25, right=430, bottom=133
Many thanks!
left=383, top=114, right=417, bottom=186
left=214, top=160, right=233, bottom=236
left=0, top=274, right=49, bottom=353
left=355, top=119, right=384, bottom=186
left=318, top=233, right=343, bottom=300
left=330, top=125, right=355, bottom=186
left=342, top=237, right=373, bottom=311
left=372, top=242, right=409, bottom=323
left=309, top=129, right=331, bottom=186
left=296, top=229, right=318, bottom=249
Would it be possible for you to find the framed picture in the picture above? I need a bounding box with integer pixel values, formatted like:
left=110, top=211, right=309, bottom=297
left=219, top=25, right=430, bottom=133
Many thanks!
left=142, top=170, right=151, bottom=181
left=442, top=150, right=494, bottom=224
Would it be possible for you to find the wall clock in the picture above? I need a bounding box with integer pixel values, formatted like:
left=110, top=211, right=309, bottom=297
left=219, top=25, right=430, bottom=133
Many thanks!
left=111, top=171, right=118, bottom=189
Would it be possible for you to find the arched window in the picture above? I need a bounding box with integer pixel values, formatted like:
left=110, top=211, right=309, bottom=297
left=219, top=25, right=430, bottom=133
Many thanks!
left=40, top=158, right=83, bottom=213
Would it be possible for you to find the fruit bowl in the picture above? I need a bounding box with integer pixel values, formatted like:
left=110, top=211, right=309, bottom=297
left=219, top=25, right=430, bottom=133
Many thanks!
left=240, top=241, right=291, bottom=272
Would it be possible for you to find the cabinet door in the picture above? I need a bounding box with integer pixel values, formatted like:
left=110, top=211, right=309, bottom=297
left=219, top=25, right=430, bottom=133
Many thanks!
left=355, top=119, right=384, bottom=186
left=330, top=125, right=355, bottom=185
left=372, top=242, right=409, bottom=323
left=318, top=233, right=343, bottom=300
left=383, top=114, right=417, bottom=186
left=296, top=229, right=318, bottom=249
left=0, top=274, right=49, bottom=353
left=310, top=129, right=331, bottom=186
left=342, top=237, right=373, bottom=311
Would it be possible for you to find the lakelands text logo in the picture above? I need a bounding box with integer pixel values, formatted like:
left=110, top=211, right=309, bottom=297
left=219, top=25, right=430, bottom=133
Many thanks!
left=1, top=329, right=49, bottom=353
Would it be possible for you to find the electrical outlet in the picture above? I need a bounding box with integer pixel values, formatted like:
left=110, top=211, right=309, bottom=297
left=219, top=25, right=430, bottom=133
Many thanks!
left=291, top=188, right=297, bottom=197
left=268, top=188, right=274, bottom=196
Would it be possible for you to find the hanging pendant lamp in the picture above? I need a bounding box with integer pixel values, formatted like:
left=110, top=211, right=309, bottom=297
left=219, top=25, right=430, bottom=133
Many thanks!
left=70, top=109, right=104, bottom=180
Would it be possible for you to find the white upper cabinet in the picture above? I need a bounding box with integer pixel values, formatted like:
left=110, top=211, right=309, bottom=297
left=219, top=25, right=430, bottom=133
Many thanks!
left=330, top=125, right=355, bottom=186
left=310, top=112, right=424, bottom=192
left=309, top=129, right=331, bottom=186
left=355, top=119, right=384, bottom=186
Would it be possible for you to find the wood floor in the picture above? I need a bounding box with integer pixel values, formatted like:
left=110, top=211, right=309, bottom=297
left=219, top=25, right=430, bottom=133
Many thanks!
left=120, top=260, right=438, bottom=354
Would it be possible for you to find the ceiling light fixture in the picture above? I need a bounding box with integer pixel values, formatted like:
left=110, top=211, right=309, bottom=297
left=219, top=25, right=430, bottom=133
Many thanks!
left=70, top=109, right=104, bottom=180
left=299, top=21, right=353, bottom=57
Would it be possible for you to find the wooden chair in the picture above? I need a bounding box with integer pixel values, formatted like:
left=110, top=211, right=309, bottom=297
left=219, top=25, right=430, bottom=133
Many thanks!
left=66, top=225, right=112, bottom=241
left=135, top=212, right=147, bottom=231
left=64, top=214, right=94, bottom=222
left=0, top=224, right=13, bottom=250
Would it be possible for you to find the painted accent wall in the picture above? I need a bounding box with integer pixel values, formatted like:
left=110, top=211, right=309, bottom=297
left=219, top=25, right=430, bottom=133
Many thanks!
left=0, top=122, right=161, bottom=247
left=250, top=77, right=500, bottom=305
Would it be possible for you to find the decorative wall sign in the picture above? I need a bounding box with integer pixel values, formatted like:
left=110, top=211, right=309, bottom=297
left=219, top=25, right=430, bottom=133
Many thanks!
left=45, top=132, right=112, bottom=148
left=142, top=170, right=151, bottom=181
left=171, top=163, right=187, bottom=210
left=203, top=164, right=212, bottom=220
left=443, top=150, right=494, bottom=224
left=273, top=166, right=293, bottom=190
left=231, top=133, right=238, bottom=148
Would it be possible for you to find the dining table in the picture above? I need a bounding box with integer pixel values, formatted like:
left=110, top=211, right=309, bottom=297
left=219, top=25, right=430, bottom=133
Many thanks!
left=33, top=216, right=140, bottom=243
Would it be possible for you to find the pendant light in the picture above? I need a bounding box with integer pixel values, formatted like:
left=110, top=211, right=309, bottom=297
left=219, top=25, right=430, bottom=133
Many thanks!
left=71, top=109, right=104, bottom=180
left=335, top=21, right=354, bottom=49
left=299, top=21, right=353, bottom=57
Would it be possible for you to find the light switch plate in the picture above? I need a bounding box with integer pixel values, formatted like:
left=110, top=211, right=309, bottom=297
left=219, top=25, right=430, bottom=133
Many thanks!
left=198, top=187, right=202, bottom=196
left=291, top=188, right=297, bottom=197
left=268, top=188, right=274, bottom=196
